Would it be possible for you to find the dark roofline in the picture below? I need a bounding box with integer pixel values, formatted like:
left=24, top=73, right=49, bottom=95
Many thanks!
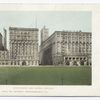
left=54, top=30, right=91, bottom=34
left=9, top=27, right=39, bottom=31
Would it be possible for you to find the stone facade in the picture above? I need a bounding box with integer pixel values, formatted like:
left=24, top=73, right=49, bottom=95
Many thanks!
left=9, top=27, right=39, bottom=66
left=40, top=29, right=92, bottom=66
left=0, top=50, right=10, bottom=65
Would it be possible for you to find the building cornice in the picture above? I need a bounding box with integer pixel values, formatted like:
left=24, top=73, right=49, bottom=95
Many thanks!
left=9, top=27, right=39, bottom=31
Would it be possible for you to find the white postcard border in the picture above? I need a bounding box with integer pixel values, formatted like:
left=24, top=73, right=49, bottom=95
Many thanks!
left=0, top=4, right=99, bottom=96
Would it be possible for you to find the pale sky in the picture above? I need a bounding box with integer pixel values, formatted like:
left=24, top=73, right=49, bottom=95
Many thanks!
left=0, top=11, right=91, bottom=49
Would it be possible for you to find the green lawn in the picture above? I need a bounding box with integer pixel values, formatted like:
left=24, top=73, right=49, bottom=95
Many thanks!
left=0, top=66, right=91, bottom=85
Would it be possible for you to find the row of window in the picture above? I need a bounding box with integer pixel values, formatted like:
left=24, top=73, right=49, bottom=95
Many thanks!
left=62, top=48, right=91, bottom=53
left=16, top=56, right=35, bottom=59
left=10, top=32, right=36, bottom=36
left=10, top=36, right=37, bottom=40
left=52, top=41, right=91, bottom=44
left=0, top=60, right=38, bottom=65
left=10, top=61, right=38, bottom=65
left=65, top=57, right=87, bottom=60
left=57, top=35, right=91, bottom=39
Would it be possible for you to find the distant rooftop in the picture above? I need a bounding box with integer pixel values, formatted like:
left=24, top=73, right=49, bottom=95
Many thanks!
left=9, top=27, right=39, bottom=31
left=54, top=30, right=91, bottom=33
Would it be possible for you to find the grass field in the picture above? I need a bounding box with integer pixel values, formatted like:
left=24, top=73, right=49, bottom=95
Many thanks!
left=0, top=66, right=91, bottom=85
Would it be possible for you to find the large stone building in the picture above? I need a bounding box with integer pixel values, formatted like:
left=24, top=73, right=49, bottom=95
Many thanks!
left=0, top=26, right=92, bottom=66
left=9, top=27, right=39, bottom=66
left=0, top=29, right=10, bottom=65
left=40, top=27, right=92, bottom=66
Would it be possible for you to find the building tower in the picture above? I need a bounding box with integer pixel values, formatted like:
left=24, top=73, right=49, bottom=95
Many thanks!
left=41, top=26, right=49, bottom=44
left=3, top=28, right=7, bottom=50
